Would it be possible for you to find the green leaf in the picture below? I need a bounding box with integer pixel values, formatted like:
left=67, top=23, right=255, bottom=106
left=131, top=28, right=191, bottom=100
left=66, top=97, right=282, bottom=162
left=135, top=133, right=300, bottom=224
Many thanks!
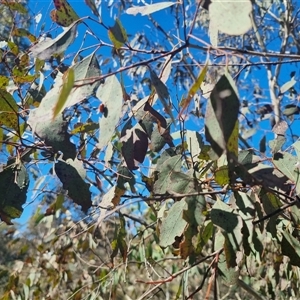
left=7, top=41, right=19, bottom=56
left=0, top=161, right=29, bottom=224
left=52, top=68, right=75, bottom=120
left=108, top=18, right=128, bottom=49
left=211, top=200, right=241, bottom=234
left=196, top=221, right=214, bottom=253
left=0, top=90, right=18, bottom=130
left=183, top=194, right=206, bottom=233
left=227, top=120, right=239, bottom=156
left=238, top=149, right=254, bottom=164
left=2, top=2, right=27, bottom=14
left=155, top=148, right=177, bottom=171
left=13, top=28, right=37, bottom=42
left=167, top=171, right=196, bottom=195
left=51, top=0, right=80, bottom=27
left=32, top=207, right=44, bottom=225
left=54, top=194, right=64, bottom=211
left=71, top=122, right=98, bottom=134
left=150, top=124, right=168, bottom=152
left=234, top=192, right=255, bottom=255
left=29, top=53, right=100, bottom=122
left=12, top=71, right=36, bottom=84
left=215, top=165, right=230, bottom=186
left=260, top=191, right=281, bottom=236
left=179, top=63, right=208, bottom=117
left=180, top=196, right=207, bottom=262
left=0, top=76, right=9, bottom=88
left=159, top=200, right=187, bottom=248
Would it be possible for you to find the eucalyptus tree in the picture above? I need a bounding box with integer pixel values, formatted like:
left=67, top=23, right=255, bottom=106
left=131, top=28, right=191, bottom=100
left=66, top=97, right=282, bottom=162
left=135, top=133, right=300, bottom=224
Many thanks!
left=1, top=1, right=300, bottom=299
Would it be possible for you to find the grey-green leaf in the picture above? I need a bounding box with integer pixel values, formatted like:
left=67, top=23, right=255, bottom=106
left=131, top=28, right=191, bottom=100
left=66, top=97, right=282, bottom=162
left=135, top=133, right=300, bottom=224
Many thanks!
left=55, top=159, right=91, bottom=213
left=159, top=200, right=187, bottom=248
left=205, top=73, right=240, bottom=156
left=97, top=75, right=123, bottom=150
left=0, top=160, right=29, bottom=224
left=30, top=23, right=78, bottom=60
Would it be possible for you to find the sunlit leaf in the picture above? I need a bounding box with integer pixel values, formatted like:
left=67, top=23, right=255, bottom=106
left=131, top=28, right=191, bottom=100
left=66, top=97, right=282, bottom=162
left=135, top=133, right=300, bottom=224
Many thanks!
left=280, top=77, right=296, bottom=94
left=108, top=18, right=127, bottom=49
left=51, top=0, right=80, bottom=27
left=12, top=67, right=36, bottom=84
left=179, top=63, right=208, bottom=118
left=52, top=68, right=74, bottom=120
left=0, top=76, right=9, bottom=89
left=65, top=52, right=101, bottom=108
left=71, top=122, right=98, bottom=134
left=215, top=165, right=230, bottom=185
left=7, top=41, right=19, bottom=56
left=283, top=104, right=300, bottom=116
left=30, top=23, right=78, bottom=60
left=13, top=28, right=37, bottom=42
left=209, top=0, right=252, bottom=46
left=0, top=89, right=18, bottom=130
left=126, top=2, right=177, bottom=16
left=227, top=120, right=239, bottom=156
left=97, top=75, right=123, bottom=150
